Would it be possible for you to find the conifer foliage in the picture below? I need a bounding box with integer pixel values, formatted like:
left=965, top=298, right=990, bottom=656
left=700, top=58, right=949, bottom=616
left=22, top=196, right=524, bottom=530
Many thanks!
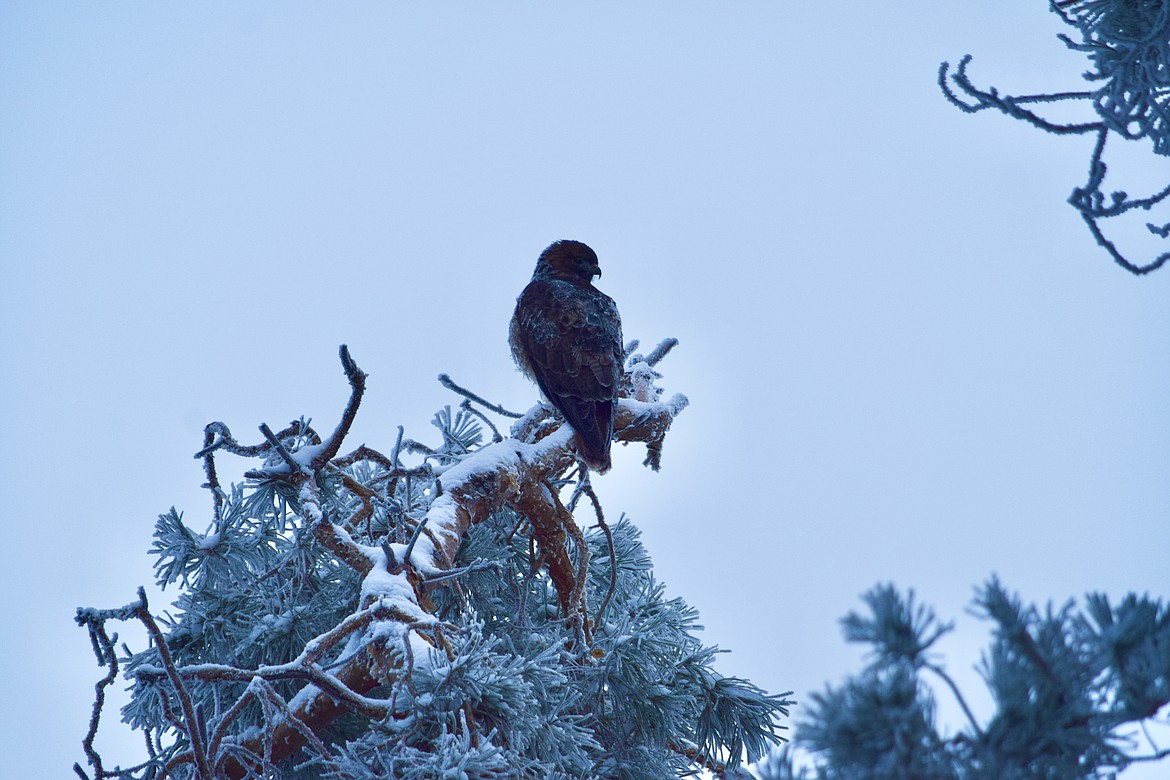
left=75, top=343, right=792, bottom=779
left=756, top=580, right=1170, bottom=779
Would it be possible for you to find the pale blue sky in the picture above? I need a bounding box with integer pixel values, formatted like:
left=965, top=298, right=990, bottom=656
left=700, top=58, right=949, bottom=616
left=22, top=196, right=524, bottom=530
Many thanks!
left=2, top=2, right=1167, bottom=775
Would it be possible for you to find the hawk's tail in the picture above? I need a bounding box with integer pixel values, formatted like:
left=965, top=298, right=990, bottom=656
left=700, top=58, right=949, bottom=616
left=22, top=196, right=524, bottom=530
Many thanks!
left=561, top=398, right=614, bottom=474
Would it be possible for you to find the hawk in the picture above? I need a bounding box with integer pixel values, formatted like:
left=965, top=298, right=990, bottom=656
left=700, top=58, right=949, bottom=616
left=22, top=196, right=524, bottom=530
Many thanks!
left=510, top=240, right=624, bottom=473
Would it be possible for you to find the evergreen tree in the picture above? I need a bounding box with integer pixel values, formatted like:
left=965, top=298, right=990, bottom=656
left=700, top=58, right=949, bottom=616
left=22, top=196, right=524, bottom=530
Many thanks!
left=75, top=343, right=792, bottom=779
left=755, top=581, right=1170, bottom=779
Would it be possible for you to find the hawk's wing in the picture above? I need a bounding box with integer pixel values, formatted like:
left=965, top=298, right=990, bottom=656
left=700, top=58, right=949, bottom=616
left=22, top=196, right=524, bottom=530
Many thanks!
left=510, top=278, right=623, bottom=470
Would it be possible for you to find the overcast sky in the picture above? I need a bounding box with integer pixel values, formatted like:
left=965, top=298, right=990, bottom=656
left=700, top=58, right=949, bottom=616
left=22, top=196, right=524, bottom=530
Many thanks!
left=2, top=2, right=1168, bottom=776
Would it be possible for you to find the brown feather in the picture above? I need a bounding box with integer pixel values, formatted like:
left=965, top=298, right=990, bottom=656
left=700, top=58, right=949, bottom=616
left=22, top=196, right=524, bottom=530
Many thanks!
left=509, top=241, right=623, bottom=472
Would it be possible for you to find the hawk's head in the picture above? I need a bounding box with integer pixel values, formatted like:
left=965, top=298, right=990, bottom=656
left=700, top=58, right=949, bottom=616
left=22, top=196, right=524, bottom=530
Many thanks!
left=533, top=240, right=602, bottom=285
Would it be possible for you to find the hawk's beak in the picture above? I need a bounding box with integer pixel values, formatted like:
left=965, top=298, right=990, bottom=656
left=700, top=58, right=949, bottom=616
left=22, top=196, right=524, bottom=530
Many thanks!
left=590, top=264, right=602, bottom=279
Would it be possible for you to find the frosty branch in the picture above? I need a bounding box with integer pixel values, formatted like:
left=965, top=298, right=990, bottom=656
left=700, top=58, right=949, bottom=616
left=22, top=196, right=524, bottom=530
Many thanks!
left=77, top=340, right=788, bottom=779
left=939, top=0, right=1170, bottom=274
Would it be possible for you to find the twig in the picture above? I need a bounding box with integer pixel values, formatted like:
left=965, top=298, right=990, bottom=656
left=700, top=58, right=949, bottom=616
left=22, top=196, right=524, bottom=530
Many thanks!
left=259, top=423, right=302, bottom=474
left=133, top=587, right=214, bottom=780
left=1139, top=719, right=1161, bottom=760
left=1072, top=128, right=1170, bottom=274
left=645, top=337, right=679, bottom=366
left=194, top=419, right=319, bottom=459
left=198, top=428, right=225, bottom=524
left=333, top=444, right=396, bottom=471
left=561, top=486, right=592, bottom=631
left=236, top=348, right=367, bottom=480
left=403, top=515, right=430, bottom=569
left=76, top=616, right=118, bottom=779
left=939, top=51, right=1170, bottom=276
left=438, top=373, right=524, bottom=418
left=1129, top=747, right=1170, bottom=763
left=565, top=465, right=588, bottom=512
left=158, top=752, right=195, bottom=780
left=504, top=515, right=528, bottom=546
left=925, top=662, right=985, bottom=740
left=369, top=465, right=432, bottom=487
left=302, top=481, right=375, bottom=576
left=339, top=474, right=377, bottom=534
left=141, top=619, right=404, bottom=686
left=423, top=559, right=501, bottom=585
left=255, top=677, right=335, bottom=762
left=391, top=425, right=404, bottom=467
left=400, top=438, right=436, bottom=456
left=938, top=56, right=1102, bottom=134
left=208, top=686, right=258, bottom=770
left=308, top=344, right=368, bottom=469
left=517, top=535, right=542, bottom=629
left=258, top=681, right=277, bottom=769
left=461, top=399, right=504, bottom=443
left=591, top=503, right=619, bottom=631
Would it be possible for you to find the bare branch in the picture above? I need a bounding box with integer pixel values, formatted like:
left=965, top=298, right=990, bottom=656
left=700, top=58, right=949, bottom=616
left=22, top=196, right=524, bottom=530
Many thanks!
left=75, top=611, right=120, bottom=778
left=333, top=444, right=396, bottom=471
left=925, top=662, right=985, bottom=740
left=460, top=398, right=504, bottom=443
left=587, top=493, right=619, bottom=631
left=195, top=419, right=319, bottom=459
left=303, top=480, right=376, bottom=576
left=133, top=588, right=214, bottom=779
left=198, top=427, right=225, bottom=524
left=438, top=373, right=524, bottom=418
left=938, top=56, right=1102, bottom=134
left=308, top=344, right=368, bottom=469
left=259, top=422, right=302, bottom=474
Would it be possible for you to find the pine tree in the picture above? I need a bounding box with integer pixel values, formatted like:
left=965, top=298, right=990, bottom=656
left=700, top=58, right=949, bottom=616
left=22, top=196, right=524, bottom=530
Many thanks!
left=75, top=342, right=793, bottom=779
left=755, top=581, right=1170, bottom=779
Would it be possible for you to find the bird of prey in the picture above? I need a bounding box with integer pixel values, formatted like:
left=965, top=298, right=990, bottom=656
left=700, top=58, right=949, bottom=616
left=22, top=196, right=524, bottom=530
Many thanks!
left=510, top=240, right=624, bottom=473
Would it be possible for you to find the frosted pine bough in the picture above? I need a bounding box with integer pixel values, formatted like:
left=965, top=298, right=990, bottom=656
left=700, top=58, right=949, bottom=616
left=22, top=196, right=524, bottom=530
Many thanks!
left=940, top=0, right=1170, bottom=274
left=75, top=342, right=792, bottom=779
